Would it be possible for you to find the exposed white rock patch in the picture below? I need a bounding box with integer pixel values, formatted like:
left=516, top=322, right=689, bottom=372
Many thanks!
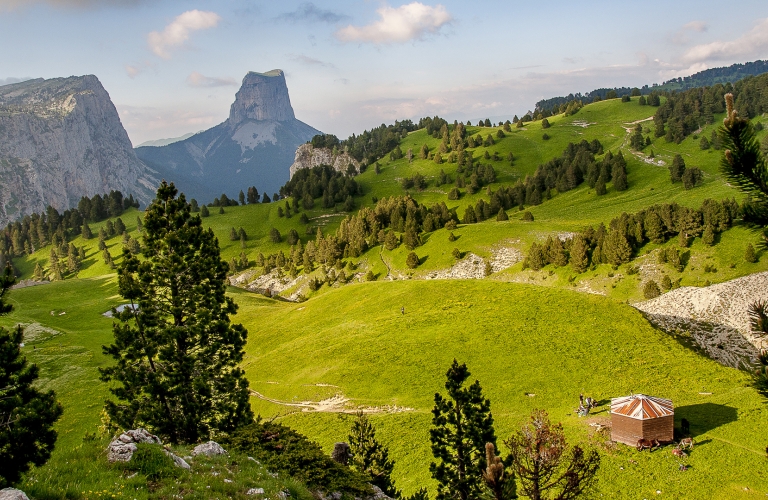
left=231, top=121, right=278, bottom=152
left=634, top=271, right=768, bottom=368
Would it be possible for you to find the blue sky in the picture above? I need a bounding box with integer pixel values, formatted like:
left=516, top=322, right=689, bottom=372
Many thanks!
left=1, top=0, right=767, bottom=145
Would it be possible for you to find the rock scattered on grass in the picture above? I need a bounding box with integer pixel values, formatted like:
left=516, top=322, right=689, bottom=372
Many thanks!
left=107, top=428, right=161, bottom=462
left=0, top=489, right=30, bottom=500
left=192, top=440, right=227, bottom=457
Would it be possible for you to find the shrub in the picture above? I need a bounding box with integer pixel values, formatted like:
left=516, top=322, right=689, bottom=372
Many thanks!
left=643, top=280, right=661, bottom=299
left=661, top=275, right=672, bottom=290
left=447, top=188, right=460, bottom=200
left=542, top=133, right=550, bottom=140
left=452, top=248, right=462, bottom=259
left=406, top=252, right=420, bottom=269
left=224, top=421, right=371, bottom=495
left=121, top=444, right=179, bottom=481
left=269, top=227, right=282, bottom=243
left=745, top=243, right=758, bottom=263
left=448, top=232, right=456, bottom=242
left=365, top=270, right=376, bottom=281
left=521, top=211, right=534, bottom=221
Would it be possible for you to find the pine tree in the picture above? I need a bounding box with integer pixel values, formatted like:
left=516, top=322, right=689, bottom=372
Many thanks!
left=430, top=360, right=496, bottom=500
left=643, top=280, right=661, bottom=299
left=33, top=262, right=44, bottom=281
left=745, top=243, right=758, bottom=263
left=100, top=182, right=253, bottom=444
left=82, top=221, right=93, bottom=239
left=569, top=235, right=589, bottom=273
left=406, top=252, right=420, bottom=269
left=0, top=266, right=63, bottom=487
left=200, top=205, right=209, bottom=217
left=702, top=224, right=715, bottom=246
left=348, top=411, right=396, bottom=496
left=669, top=154, right=686, bottom=183
left=496, top=208, right=509, bottom=221
left=103, top=248, right=115, bottom=269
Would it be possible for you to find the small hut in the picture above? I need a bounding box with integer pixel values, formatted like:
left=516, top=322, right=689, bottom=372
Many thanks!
left=610, top=394, right=674, bottom=446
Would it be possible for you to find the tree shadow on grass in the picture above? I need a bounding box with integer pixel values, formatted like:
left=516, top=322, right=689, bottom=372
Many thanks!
left=675, top=402, right=738, bottom=437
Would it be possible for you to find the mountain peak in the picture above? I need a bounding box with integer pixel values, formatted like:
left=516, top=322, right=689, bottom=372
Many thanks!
left=228, top=69, right=295, bottom=124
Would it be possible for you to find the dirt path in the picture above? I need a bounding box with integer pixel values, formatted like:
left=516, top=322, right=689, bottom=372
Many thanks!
left=379, top=248, right=393, bottom=280
left=250, top=390, right=413, bottom=414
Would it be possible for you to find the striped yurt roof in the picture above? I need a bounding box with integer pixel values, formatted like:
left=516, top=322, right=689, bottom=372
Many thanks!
left=610, top=394, right=673, bottom=420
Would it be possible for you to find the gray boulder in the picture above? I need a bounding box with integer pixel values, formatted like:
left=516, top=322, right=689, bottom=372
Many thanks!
left=107, top=428, right=162, bottom=462
left=165, top=451, right=191, bottom=470
left=0, top=489, right=30, bottom=500
left=191, top=440, right=227, bottom=457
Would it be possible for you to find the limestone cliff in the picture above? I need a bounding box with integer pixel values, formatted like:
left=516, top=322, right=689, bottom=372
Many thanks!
left=289, top=143, right=360, bottom=178
left=136, top=70, right=320, bottom=202
left=0, top=76, right=156, bottom=226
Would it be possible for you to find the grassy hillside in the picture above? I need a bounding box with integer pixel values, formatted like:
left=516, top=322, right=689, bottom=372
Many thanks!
left=4, top=277, right=767, bottom=497
left=4, top=96, right=768, bottom=497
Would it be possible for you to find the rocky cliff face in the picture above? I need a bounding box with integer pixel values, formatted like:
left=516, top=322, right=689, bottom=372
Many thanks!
left=289, top=143, right=360, bottom=178
left=0, top=76, right=156, bottom=226
left=135, top=70, right=320, bottom=203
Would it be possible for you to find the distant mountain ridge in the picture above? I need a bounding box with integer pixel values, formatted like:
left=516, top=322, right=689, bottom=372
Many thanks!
left=136, top=131, right=202, bottom=148
left=535, top=59, right=768, bottom=115
left=135, top=70, right=320, bottom=203
left=0, top=75, right=156, bottom=226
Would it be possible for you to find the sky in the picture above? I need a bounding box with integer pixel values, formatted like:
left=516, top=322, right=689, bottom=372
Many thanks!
left=1, top=0, right=768, bottom=146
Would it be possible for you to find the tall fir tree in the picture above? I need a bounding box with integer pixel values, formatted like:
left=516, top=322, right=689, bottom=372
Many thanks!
left=348, top=411, right=397, bottom=496
left=100, top=181, right=253, bottom=444
left=430, top=359, right=496, bottom=500
left=0, top=265, right=63, bottom=487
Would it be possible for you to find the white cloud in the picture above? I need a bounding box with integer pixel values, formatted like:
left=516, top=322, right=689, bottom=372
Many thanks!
left=186, top=72, right=237, bottom=87
left=683, top=17, right=768, bottom=63
left=670, top=20, right=709, bottom=45
left=335, top=2, right=452, bottom=44
left=147, top=10, right=221, bottom=59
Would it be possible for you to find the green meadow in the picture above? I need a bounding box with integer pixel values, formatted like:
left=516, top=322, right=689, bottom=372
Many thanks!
left=5, top=96, right=768, bottom=497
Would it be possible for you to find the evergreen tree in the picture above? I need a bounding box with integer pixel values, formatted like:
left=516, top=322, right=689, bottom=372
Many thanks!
left=33, top=262, right=44, bottom=281
left=239, top=190, right=246, bottom=205
left=103, top=248, right=115, bottom=269
left=0, top=266, right=63, bottom=487
left=82, top=221, right=93, bottom=239
left=745, top=243, right=758, bottom=263
left=430, top=360, right=496, bottom=500
left=702, top=224, right=715, bottom=246
left=200, top=205, right=209, bottom=217
left=406, top=252, right=420, bottom=269
left=100, top=182, right=253, bottom=444
left=643, top=280, right=661, bottom=299
left=569, top=235, right=589, bottom=273
left=669, top=154, right=686, bottom=183
left=114, top=217, right=126, bottom=235
left=496, top=208, right=509, bottom=221
left=682, top=167, right=703, bottom=189
left=348, top=411, right=396, bottom=496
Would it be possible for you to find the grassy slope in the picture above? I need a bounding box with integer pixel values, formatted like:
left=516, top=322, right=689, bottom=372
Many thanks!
left=5, top=98, right=768, bottom=496
left=233, top=281, right=768, bottom=497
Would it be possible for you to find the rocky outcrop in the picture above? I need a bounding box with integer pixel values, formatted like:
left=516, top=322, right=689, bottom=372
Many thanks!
left=0, top=76, right=156, bottom=226
left=289, top=143, right=360, bottom=178
left=107, top=428, right=189, bottom=469
left=135, top=70, right=320, bottom=203
left=107, top=428, right=162, bottom=462
left=634, top=271, right=768, bottom=368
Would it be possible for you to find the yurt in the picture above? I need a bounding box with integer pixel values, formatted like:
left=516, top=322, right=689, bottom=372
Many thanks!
left=610, top=394, right=674, bottom=446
